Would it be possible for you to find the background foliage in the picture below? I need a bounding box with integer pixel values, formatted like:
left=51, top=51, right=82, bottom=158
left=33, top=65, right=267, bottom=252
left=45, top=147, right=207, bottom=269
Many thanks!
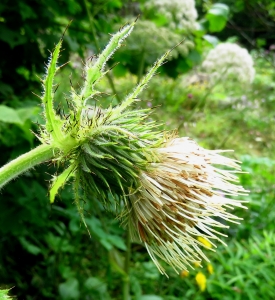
left=0, top=0, right=275, bottom=299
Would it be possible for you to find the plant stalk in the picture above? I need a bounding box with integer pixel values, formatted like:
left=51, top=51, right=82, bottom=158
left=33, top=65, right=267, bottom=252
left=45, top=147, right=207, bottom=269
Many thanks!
left=0, top=144, right=54, bottom=188
left=123, top=224, right=131, bottom=300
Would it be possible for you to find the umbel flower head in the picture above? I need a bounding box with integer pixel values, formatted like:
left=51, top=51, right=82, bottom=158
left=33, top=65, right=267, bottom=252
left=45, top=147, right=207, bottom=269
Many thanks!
left=127, top=136, right=247, bottom=274
left=21, top=20, right=247, bottom=275
left=202, top=43, right=255, bottom=84
left=145, top=0, right=198, bottom=31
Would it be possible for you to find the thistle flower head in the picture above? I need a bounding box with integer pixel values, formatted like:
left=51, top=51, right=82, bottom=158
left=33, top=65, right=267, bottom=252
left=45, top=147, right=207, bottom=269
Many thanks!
left=202, top=43, right=255, bottom=84
left=127, top=137, right=247, bottom=275
left=36, top=20, right=248, bottom=275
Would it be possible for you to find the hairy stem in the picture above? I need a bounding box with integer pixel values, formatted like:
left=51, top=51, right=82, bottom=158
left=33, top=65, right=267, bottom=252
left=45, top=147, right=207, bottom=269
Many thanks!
left=0, top=144, right=54, bottom=188
left=123, top=224, right=131, bottom=300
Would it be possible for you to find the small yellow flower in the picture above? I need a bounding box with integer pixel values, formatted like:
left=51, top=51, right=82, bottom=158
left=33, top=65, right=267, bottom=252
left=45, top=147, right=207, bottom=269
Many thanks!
left=195, top=272, right=207, bottom=292
left=207, top=263, right=214, bottom=274
left=197, top=237, right=212, bottom=249
left=180, top=270, right=189, bottom=278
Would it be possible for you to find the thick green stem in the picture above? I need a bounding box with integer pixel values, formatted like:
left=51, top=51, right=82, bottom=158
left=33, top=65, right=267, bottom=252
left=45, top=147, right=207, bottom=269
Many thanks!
left=123, top=225, right=131, bottom=300
left=0, top=144, right=54, bottom=189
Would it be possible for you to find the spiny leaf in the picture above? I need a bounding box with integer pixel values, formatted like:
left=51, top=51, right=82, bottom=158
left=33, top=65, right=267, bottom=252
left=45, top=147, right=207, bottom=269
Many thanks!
left=42, top=39, right=64, bottom=143
left=78, top=21, right=136, bottom=106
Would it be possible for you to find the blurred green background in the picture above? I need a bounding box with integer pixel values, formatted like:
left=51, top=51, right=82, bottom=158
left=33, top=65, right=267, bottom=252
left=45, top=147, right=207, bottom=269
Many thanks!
left=0, top=0, right=275, bottom=299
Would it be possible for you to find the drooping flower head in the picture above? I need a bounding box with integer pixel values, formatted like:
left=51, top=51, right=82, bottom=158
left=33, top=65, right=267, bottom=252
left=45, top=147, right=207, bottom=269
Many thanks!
left=127, top=136, right=247, bottom=275
left=37, top=20, right=248, bottom=275
left=202, top=43, right=255, bottom=84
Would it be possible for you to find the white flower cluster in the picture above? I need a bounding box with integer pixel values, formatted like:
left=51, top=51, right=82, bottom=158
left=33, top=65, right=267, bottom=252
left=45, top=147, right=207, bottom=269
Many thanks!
left=121, top=20, right=194, bottom=63
left=202, top=43, right=255, bottom=84
left=146, top=0, right=198, bottom=31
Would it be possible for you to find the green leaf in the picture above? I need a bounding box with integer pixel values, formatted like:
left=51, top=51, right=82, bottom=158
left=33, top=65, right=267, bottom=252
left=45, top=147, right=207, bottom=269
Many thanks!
left=84, top=277, right=110, bottom=300
left=106, top=235, right=127, bottom=251
left=84, top=277, right=106, bottom=291
left=50, top=165, right=75, bottom=203
left=0, top=25, right=27, bottom=48
left=18, top=2, right=37, bottom=20
left=107, top=0, right=122, bottom=9
left=139, top=296, right=163, bottom=300
left=0, top=105, right=23, bottom=125
left=41, top=39, right=64, bottom=143
left=16, top=66, right=30, bottom=80
left=208, top=3, right=229, bottom=19
left=18, top=237, right=41, bottom=255
left=206, top=3, right=230, bottom=32
left=17, top=107, right=41, bottom=123
left=152, top=13, right=168, bottom=27
left=99, top=238, right=113, bottom=251
left=59, top=278, right=80, bottom=300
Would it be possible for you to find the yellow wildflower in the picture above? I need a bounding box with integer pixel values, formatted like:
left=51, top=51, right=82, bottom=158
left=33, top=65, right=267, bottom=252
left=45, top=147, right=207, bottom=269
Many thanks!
left=207, top=263, right=214, bottom=274
left=196, top=272, right=207, bottom=292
